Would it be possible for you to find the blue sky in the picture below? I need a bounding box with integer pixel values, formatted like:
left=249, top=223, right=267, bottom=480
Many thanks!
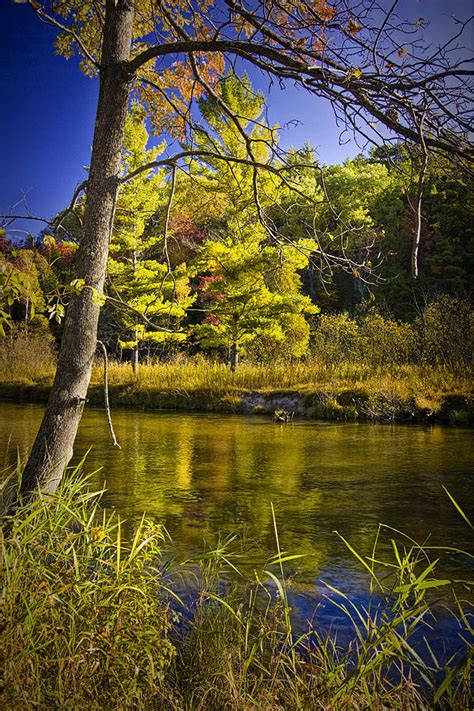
left=1, top=1, right=471, bottom=237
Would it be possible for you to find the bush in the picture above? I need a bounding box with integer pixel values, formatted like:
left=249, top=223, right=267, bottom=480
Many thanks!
left=310, top=312, right=360, bottom=364
left=418, top=295, right=473, bottom=367
left=310, top=311, right=417, bottom=366
left=358, top=312, right=417, bottom=365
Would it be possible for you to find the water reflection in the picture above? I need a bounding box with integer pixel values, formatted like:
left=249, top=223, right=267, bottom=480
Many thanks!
left=1, top=402, right=473, bottom=592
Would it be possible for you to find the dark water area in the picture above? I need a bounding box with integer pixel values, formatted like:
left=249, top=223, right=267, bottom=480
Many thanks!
left=1, top=402, right=473, bottom=658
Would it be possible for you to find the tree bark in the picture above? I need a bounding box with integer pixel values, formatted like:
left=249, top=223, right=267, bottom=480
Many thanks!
left=131, top=248, right=139, bottom=375
left=229, top=314, right=239, bottom=372
left=132, top=338, right=139, bottom=375
left=20, top=0, right=135, bottom=498
left=230, top=342, right=239, bottom=372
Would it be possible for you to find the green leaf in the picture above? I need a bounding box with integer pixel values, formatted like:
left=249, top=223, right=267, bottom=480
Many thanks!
left=443, top=486, right=472, bottom=528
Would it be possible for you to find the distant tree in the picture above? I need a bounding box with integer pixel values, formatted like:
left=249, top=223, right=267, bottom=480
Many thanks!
left=181, top=73, right=317, bottom=368
left=174, top=72, right=280, bottom=240
left=193, top=236, right=317, bottom=370
left=422, top=172, right=474, bottom=299
left=0, top=238, right=53, bottom=337
left=370, top=153, right=474, bottom=319
left=270, top=150, right=403, bottom=310
left=107, top=106, right=194, bottom=371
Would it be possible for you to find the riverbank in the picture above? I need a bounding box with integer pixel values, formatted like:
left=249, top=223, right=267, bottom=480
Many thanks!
left=1, top=360, right=472, bottom=424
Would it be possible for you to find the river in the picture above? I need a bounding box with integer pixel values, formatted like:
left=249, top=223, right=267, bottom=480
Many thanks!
left=1, top=401, right=473, bottom=645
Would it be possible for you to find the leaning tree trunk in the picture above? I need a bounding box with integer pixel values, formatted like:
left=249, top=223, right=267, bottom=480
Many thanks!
left=20, top=0, right=135, bottom=498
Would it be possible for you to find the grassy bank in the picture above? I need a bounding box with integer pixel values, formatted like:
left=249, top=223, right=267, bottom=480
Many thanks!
left=0, top=353, right=473, bottom=424
left=1, top=472, right=472, bottom=709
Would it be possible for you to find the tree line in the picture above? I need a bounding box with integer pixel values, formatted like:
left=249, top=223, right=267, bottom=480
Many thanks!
left=2, top=75, right=472, bottom=371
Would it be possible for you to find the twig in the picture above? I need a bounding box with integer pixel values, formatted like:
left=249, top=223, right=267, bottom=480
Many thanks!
left=411, top=111, right=429, bottom=279
left=96, top=340, right=121, bottom=449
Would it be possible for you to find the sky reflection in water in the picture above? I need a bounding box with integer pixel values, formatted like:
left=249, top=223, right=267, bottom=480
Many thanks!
left=1, top=402, right=473, bottom=655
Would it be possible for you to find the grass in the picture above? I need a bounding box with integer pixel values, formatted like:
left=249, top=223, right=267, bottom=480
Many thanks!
left=94, top=357, right=470, bottom=395
left=1, top=469, right=472, bottom=709
left=0, top=331, right=56, bottom=386
left=0, top=332, right=472, bottom=422
left=1, top=344, right=472, bottom=423
left=0, top=463, right=175, bottom=709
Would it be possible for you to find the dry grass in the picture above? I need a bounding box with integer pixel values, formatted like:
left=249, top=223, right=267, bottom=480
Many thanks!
left=0, top=334, right=471, bottom=421
left=91, top=359, right=472, bottom=399
left=0, top=331, right=56, bottom=385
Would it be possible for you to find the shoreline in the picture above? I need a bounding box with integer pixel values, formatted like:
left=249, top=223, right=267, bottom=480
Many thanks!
left=1, top=380, right=472, bottom=425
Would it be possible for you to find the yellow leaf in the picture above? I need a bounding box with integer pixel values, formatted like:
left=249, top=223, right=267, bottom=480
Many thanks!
left=43, top=235, right=56, bottom=249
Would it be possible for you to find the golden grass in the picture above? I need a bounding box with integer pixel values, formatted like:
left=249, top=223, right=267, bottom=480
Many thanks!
left=0, top=334, right=471, bottom=420
left=0, top=332, right=56, bottom=385
left=89, top=359, right=472, bottom=400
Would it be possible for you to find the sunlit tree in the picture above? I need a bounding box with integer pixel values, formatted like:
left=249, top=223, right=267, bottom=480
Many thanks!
left=108, top=106, right=194, bottom=371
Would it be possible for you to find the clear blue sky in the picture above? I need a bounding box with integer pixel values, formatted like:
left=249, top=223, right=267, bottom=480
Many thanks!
left=1, top=1, right=471, bottom=237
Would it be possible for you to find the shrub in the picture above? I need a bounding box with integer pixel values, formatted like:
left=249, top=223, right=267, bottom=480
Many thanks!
left=418, top=295, right=473, bottom=367
left=310, top=311, right=417, bottom=367
left=358, top=311, right=417, bottom=365
left=310, top=312, right=360, bottom=364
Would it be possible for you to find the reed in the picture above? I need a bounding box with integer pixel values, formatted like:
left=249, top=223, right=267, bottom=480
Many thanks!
left=1, top=470, right=471, bottom=709
left=164, top=505, right=472, bottom=710
left=0, top=463, right=175, bottom=709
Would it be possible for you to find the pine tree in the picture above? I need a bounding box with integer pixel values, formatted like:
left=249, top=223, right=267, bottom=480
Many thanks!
left=193, top=236, right=317, bottom=369
left=108, top=106, right=194, bottom=371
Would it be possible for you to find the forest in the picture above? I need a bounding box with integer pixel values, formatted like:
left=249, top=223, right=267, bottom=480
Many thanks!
left=2, top=74, right=472, bottom=423
left=1, top=1, right=473, bottom=709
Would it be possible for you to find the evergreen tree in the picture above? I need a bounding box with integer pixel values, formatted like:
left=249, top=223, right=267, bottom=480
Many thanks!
left=107, top=106, right=194, bottom=371
left=193, top=234, right=317, bottom=369
left=185, top=74, right=318, bottom=367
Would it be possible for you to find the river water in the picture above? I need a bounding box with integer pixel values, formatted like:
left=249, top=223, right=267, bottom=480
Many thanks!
left=1, top=402, right=473, bottom=644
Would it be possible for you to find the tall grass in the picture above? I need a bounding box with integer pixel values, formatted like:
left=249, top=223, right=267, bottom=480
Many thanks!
left=0, top=320, right=472, bottom=422
left=96, top=358, right=472, bottom=396
left=94, top=360, right=472, bottom=421
left=0, top=332, right=470, bottom=396
left=1, top=472, right=472, bottom=709
left=165, top=507, right=473, bottom=710
left=0, top=464, right=175, bottom=709
left=0, top=330, right=56, bottom=385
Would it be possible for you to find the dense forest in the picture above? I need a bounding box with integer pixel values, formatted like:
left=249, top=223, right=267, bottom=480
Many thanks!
left=2, top=75, right=472, bottom=373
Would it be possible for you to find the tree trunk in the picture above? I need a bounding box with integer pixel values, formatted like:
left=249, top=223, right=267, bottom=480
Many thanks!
left=230, top=342, right=239, bottom=372
left=131, top=248, right=139, bottom=375
left=132, top=338, right=139, bottom=375
left=20, top=0, right=135, bottom=498
left=229, top=314, right=239, bottom=372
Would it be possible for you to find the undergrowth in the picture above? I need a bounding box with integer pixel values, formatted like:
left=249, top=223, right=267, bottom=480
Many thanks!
left=1, top=469, right=472, bottom=709
left=1, top=353, right=472, bottom=420
left=0, top=327, right=471, bottom=423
